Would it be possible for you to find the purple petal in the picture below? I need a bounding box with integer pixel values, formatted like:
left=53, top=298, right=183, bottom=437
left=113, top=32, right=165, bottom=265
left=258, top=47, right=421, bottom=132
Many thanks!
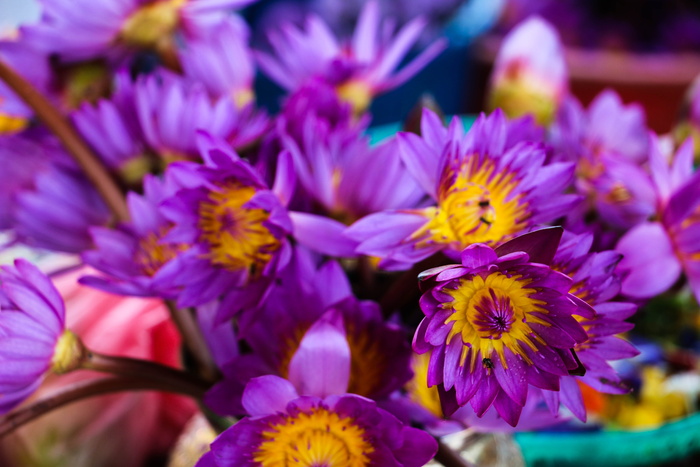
left=241, top=375, right=299, bottom=416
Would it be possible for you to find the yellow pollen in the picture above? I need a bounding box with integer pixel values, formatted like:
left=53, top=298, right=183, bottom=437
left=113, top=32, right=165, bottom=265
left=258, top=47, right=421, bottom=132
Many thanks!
left=120, top=0, right=186, bottom=48
left=232, top=87, right=255, bottom=109
left=606, top=183, right=632, bottom=204
left=406, top=352, right=443, bottom=418
left=410, top=158, right=528, bottom=251
left=197, top=181, right=280, bottom=275
left=443, top=272, right=548, bottom=369
left=488, top=63, right=558, bottom=126
left=51, top=330, right=86, bottom=374
left=0, top=112, right=28, bottom=134
left=134, top=226, right=187, bottom=276
left=253, top=407, right=374, bottom=466
left=336, top=80, right=373, bottom=115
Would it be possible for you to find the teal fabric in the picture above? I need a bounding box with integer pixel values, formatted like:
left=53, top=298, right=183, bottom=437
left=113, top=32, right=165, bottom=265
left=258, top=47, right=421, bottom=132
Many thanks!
left=515, top=414, right=700, bottom=466
left=367, top=115, right=477, bottom=144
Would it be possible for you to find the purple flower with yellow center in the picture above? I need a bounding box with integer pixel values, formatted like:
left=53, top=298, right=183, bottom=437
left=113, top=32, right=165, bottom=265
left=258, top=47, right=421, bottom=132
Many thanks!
left=72, top=71, right=152, bottom=183
left=551, top=90, right=653, bottom=230
left=134, top=69, right=268, bottom=162
left=487, top=16, right=568, bottom=126
left=413, top=228, right=592, bottom=426
left=206, top=248, right=413, bottom=416
left=179, top=16, right=255, bottom=107
left=0, top=259, right=82, bottom=413
left=22, top=0, right=257, bottom=62
left=156, top=137, right=292, bottom=311
left=617, top=137, right=700, bottom=302
left=280, top=117, right=424, bottom=224
left=347, top=109, right=578, bottom=270
left=256, top=1, right=446, bottom=113
left=80, top=174, right=188, bottom=299
left=198, top=375, right=437, bottom=467
left=544, top=230, right=638, bottom=421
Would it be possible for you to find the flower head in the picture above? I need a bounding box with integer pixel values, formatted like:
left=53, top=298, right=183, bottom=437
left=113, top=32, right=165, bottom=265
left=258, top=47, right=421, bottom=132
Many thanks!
left=81, top=174, right=188, bottom=299
left=256, top=1, right=446, bottom=113
left=348, top=109, right=578, bottom=270
left=488, top=16, right=568, bottom=125
left=205, top=249, right=412, bottom=416
left=413, top=228, right=592, bottom=426
left=0, top=259, right=73, bottom=413
left=157, top=138, right=292, bottom=312
left=198, top=375, right=437, bottom=467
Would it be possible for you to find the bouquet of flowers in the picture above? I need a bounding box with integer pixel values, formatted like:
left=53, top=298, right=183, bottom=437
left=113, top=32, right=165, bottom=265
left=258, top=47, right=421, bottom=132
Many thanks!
left=0, top=1, right=698, bottom=466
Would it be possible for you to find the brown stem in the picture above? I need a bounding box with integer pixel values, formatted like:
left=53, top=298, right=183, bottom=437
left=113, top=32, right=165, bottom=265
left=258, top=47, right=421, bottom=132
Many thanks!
left=434, top=439, right=476, bottom=467
left=0, top=58, right=129, bottom=222
left=81, top=350, right=212, bottom=392
left=0, top=376, right=205, bottom=438
left=165, top=300, right=220, bottom=383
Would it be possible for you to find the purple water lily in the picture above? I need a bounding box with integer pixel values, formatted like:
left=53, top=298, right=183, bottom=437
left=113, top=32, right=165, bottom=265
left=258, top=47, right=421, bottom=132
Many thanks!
left=617, top=136, right=700, bottom=302
left=81, top=174, right=188, bottom=299
left=205, top=248, right=413, bottom=416
left=256, top=0, right=446, bottom=113
left=0, top=259, right=72, bottom=413
left=198, top=375, right=437, bottom=467
left=413, top=228, right=592, bottom=426
left=347, top=109, right=578, bottom=270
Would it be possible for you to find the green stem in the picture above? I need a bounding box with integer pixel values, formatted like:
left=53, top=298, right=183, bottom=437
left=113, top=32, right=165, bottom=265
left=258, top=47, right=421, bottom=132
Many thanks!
left=0, top=375, right=205, bottom=438
left=0, top=58, right=129, bottom=222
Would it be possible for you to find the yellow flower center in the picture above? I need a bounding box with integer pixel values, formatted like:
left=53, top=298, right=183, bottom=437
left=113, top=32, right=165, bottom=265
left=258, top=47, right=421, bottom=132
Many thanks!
left=197, top=181, right=281, bottom=274
left=406, top=352, right=443, bottom=418
left=444, top=272, right=549, bottom=370
left=488, top=62, right=558, bottom=126
left=411, top=158, right=528, bottom=251
left=253, top=407, right=374, bottom=467
left=0, top=112, right=28, bottom=134
left=336, top=80, right=373, bottom=115
left=134, top=226, right=188, bottom=276
left=51, top=330, right=86, bottom=374
left=120, top=0, right=186, bottom=48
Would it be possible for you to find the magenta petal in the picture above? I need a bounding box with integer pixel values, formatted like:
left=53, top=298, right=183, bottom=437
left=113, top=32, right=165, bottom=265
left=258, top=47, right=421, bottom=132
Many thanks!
left=493, top=350, right=528, bottom=406
left=289, top=211, right=358, bottom=257
left=493, top=389, right=524, bottom=427
left=241, top=375, right=299, bottom=416
left=617, top=222, right=681, bottom=298
left=559, top=376, right=586, bottom=422
left=461, top=244, right=498, bottom=269
left=288, top=310, right=350, bottom=397
left=495, top=227, right=563, bottom=265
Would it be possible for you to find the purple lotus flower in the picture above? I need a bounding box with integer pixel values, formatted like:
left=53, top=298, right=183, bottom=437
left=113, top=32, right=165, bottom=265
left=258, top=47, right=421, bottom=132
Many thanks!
left=545, top=230, right=638, bottom=421
left=0, top=259, right=74, bottom=413
left=280, top=116, right=424, bottom=223
left=552, top=90, right=653, bottom=230
left=488, top=16, right=568, bottom=126
left=205, top=247, right=413, bottom=416
left=80, top=174, right=187, bottom=299
left=347, top=109, right=579, bottom=270
left=11, top=137, right=111, bottom=254
left=413, top=228, right=592, bottom=426
left=198, top=375, right=437, bottom=467
left=0, top=130, right=54, bottom=230
left=72, top=71, right=151, bottom=181
left=155, top=136, right=292, bottom=313
left=179, top=16, right=255, bottom=107
left=134, top=69, right=267, bottom=160
left=256, top=1, right=446, bottom=113
left=22, top=0, right=257, bottom=62
left=617, top=136, right=700, bottom=302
